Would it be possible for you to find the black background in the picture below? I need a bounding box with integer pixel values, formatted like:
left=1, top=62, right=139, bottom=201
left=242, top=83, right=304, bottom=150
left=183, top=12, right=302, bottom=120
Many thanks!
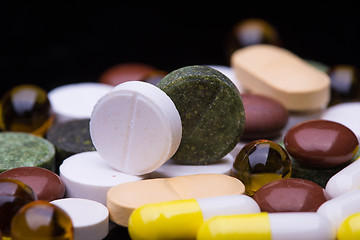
left=2, top=5, right=360, bottom=97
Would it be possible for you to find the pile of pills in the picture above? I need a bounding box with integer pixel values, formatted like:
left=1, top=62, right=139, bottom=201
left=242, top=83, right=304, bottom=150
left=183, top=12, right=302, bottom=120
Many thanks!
left=1, top=18, right=360, bottom=240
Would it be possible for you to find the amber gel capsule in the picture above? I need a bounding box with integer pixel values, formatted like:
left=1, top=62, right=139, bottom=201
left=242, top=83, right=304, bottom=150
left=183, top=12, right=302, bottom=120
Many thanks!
left=11, top=200, right=73, bottom=240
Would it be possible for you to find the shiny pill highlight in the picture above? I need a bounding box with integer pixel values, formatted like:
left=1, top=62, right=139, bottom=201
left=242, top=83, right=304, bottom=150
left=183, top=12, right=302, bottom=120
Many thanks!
left=197, top=212, right=335, bottom=240
left=128, top=194, right=260, bottom=240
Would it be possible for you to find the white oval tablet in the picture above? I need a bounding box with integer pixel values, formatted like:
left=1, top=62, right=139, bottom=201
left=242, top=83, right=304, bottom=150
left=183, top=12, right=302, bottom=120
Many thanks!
left=149, top=153, right=235, bottom=178
left=51, top=198, right=109, bottom=240
left=59, top=151, right=146, bottom=205
left=49, top=82, right=113, bottom=123
left=90, top=81, right=182, bottom=175
left=321, top=102, right=360, bottom=140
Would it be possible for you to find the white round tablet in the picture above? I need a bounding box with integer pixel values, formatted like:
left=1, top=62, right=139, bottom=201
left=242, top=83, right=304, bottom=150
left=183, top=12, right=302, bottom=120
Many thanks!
left=149, top=153, right=235, bottom=178
left=59, top=151, right=146, bottom=205
left=90, top=81, right=182, bottom=175
left=51, top=198, right=109, bottom=240
left=321, top=102, right=360, bottom=140
left=48, top=82, right=113, bottom=123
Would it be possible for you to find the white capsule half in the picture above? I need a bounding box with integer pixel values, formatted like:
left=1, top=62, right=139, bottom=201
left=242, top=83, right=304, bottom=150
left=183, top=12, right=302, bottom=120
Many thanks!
left=325, top=156, right=360, bottom=199
left=317, top=189, right=360, bottom=231
left=197, top=212, right=335, bottom=240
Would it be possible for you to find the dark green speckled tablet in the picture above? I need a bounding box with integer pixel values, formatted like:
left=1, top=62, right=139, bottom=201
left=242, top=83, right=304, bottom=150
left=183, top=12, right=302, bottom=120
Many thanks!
left=0, top=132, right=55, bottom=172
left=157, top=65, right=245, bottom=165
left=46, top=119, right=95, bottom=173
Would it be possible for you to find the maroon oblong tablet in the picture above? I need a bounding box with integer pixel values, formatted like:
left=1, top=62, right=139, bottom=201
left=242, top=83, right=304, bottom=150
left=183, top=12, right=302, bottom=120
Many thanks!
left=252, top=178, right=327, bottom=212
left=284, top=119, right=359, bottom=168
left=0, top=167, right=65, bottom=201
left=241, top=93, right=288, bottom=140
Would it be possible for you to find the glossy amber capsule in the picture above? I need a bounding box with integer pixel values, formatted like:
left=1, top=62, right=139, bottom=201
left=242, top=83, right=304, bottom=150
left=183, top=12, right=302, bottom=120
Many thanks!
left=231, top=140, right=291, bottom=195
left=11, top=200, right=73, bottom=240
left=226, top=18, right=281, bottom=60
left=0, top=178, right=37, bottom=237
left=327, top=64, right=360, bottom=106
left=0, top=84, right=53, bottom=136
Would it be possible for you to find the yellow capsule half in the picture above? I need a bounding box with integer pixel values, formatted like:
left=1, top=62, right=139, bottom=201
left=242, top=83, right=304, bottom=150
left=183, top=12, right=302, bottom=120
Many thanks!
left=337, top=213, right=360, bottom=240
left=197, top=212, right=271, bottom=240
left=128, top=199, right=203, bottom=240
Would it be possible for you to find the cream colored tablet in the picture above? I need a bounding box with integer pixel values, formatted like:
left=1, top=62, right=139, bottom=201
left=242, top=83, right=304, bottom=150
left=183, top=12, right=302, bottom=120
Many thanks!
left=51, top=198, right=109, bottom=240
left=107, top=173, right=245, bottom=226
left=90, top=81, right=182, bottom=175
left=231, top=44, right=330, bottom=111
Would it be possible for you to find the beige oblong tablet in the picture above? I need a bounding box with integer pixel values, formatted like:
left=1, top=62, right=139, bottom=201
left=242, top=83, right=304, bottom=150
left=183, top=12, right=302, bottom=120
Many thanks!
left=107, top=173, right=245, bottom=227
left=231, top=44, right=330, bottom=111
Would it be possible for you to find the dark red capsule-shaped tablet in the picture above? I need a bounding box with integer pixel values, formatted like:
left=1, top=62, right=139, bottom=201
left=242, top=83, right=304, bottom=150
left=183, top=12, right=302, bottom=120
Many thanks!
left=0, top=167, right=65, bottom=201
left=252, top=178, right=327, bottom=212
left=284, top=119, right=359, bottom=168
left=241, top=93, right=288, bottom=140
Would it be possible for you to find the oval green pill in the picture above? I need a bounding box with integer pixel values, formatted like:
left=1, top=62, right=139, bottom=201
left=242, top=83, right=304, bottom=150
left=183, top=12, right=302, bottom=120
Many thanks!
left=0, top=132, right=55, bottom=172
left=157, top=65, right=245, bottom=165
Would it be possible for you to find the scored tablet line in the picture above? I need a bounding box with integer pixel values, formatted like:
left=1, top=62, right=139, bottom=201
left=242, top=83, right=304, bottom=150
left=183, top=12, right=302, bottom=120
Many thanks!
left=121, top=93, right=138, bottom=171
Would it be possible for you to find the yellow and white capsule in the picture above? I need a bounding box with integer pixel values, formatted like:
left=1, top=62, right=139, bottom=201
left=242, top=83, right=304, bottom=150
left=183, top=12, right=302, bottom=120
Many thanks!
left=197, top=212, right=335, bottom=240
left=128, top=194, right=260, bottom=240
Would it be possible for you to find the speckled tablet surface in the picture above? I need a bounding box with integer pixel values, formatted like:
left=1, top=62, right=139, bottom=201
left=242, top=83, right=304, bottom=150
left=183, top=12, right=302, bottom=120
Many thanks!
left=0, top=132, right=55, bottom=172
left=157, top=65, right=245, bottom=165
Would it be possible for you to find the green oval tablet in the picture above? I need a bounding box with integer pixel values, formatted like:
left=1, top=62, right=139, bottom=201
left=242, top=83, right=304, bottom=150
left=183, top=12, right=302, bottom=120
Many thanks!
left=0, top=132, right=55, bottom=172
left=157, top=65, right=245, bottom=164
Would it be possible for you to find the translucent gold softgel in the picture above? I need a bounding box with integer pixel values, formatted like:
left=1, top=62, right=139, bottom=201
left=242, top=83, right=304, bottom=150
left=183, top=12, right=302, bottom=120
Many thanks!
left=0, top=84, right=53, bottom=136
left=231, top=139, right=291, bottom=195
left=10, top=200, right=73, bottom=240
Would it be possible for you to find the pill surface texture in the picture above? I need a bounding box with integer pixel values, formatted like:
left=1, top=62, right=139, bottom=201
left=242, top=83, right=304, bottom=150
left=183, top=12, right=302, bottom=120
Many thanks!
left=231, top=44, right=330, bottom=111
left=337, top=213, right=360, bottom=240
left=157, top=65, right=245, bottom=165
left=90, top=81, right=182, bottom=175
left=253, top=178, right=327, bottom=212
left=0, top=132, right=55, bottom=172
left=284, top=119, right=359, bottom=168
left=107, top=173, right=245, bottom=227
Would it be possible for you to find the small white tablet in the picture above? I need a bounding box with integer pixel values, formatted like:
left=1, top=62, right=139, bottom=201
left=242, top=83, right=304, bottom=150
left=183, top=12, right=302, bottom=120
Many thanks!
left=59, top=151, right=146, bottom=205
left=51, top=198, right=109, bottom=240
left=48, top=82, right=113, bottom=123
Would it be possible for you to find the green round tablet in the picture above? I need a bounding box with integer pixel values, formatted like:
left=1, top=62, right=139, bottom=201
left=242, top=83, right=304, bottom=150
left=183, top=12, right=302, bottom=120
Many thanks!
left=0, top=132, right=55, bottom=172
left=157, top=65, right=245, bottom=165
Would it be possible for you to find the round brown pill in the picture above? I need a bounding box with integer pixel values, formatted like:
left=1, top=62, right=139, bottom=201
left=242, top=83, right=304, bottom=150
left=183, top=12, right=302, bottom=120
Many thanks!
left=284, top=119, right=359, bottom=168
left=252, top=178, right=327, bottom=212
left=241, top=93, right=288, bottom=140
left=0, top=167, right=65, bottom=201
left=99, top=62, right=157, bottom=86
